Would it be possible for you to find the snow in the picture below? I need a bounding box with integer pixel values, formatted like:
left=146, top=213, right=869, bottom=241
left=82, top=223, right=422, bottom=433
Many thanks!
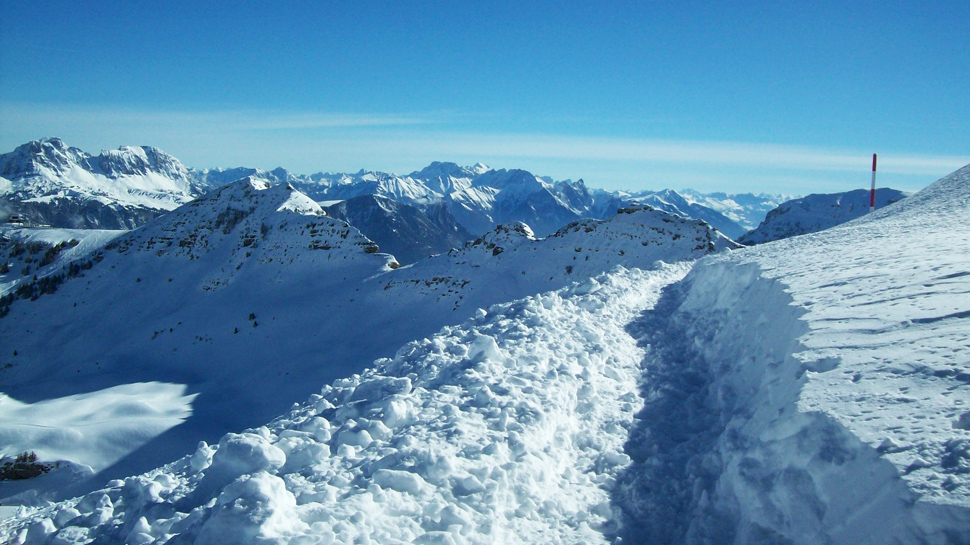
left=0, top=383, right=196, bottom=473
left=738, top=187, right=908, bottom=244
left=614, top=164, right=970, bottom=542
left=0, top=139, right=212, bottom=230
left=678, top=189, right=795, bottom=232
left=1, top=227, right=124, bottom=297
left=0, top=180, right=729, bottom=507
left=0, top=263, right=692, bottom=544
left=1, top=160, right=968, bottom=543
left=1, top=141, right=198, bottom=211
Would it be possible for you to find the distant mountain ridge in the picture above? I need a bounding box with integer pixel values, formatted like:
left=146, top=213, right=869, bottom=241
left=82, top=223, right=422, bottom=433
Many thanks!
left=616, top=189, right=748, bottom=239
left=738, top=188, right=908, bottom=245
left=678, top=189, right=795, bottom=231
left=324, top=195, right=472, bottom=265
left=197, top=158, right=767, bottom=240
left=2, top=138, right=791, bottom=245
left=0, top=138, right=212, bottom=229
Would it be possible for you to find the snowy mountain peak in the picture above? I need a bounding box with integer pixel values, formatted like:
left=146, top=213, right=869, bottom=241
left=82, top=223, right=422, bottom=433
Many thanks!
left=0, top=138, right=89, bottom=179
left=102, top=176, right=384, bottom=272
left=409, top=161, right=492, bottom=180
left=472, top=168, right=545, bottom=191
left=408, top=161, right=463, bottom=179
left=189, top=175, right=321, bottom=217
left=552, top=205, right=739, bottom=256
left=738, top=187, right=908, bottom=244
left=0, top=139, right=207, bottom=229
left=89, top=146, right=189, bottom=182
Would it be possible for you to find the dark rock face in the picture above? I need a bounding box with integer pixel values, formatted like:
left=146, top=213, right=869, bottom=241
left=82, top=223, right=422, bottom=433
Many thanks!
left=325, top=195, right=473, bottom=264
left=6, top=198, right=164, bottom=230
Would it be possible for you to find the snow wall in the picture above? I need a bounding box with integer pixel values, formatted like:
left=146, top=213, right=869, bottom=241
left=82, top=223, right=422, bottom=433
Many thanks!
left=613, top=259, right=970, bottom=544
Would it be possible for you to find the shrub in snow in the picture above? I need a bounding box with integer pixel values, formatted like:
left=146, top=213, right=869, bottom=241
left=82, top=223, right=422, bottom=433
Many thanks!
left=0, top=451, right=54, bottom=481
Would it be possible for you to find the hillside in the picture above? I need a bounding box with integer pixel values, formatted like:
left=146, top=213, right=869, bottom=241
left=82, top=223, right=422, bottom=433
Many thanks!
left=324, top=195, right=472, bottom=265
left=738, top=187, right=907, bottom=244
left=0, top=186, right=733, bottom=505
left=2, top=164, right=966, bottom=544
left=614, top=165, right=969, bottom=542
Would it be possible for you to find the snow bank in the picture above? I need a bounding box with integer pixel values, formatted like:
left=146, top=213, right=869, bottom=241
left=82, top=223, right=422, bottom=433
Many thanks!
left=615, top=165, right=970, bottom=544
left=0, top=383, right=196, bottom=506
left=0, top=264, right=690, bottom=544
left=0, top=383, right=196, bottom=473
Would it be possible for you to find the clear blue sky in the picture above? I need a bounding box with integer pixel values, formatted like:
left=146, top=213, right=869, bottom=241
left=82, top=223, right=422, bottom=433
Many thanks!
left=1, top=0, right=968, bottom=194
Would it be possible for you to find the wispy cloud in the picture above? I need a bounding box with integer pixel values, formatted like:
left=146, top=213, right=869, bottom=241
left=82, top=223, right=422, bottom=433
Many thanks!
left=2, top=102, right=965, bottom=193
left=0, top=103, right=436, bottom=134
left=378, top=132, right=967, bottom=177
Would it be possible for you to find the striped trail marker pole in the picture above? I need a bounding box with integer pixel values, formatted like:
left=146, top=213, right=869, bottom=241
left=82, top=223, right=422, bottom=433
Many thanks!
left=869, top=153, right=877, bottom=213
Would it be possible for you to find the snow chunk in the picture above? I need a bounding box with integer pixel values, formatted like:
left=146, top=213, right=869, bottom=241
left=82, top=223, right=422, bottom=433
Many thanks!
left=187, top=432, right=286, bottom=507
left=372, top=469, right=430, bottom=495
left=196, top=472, right=307, bottom=544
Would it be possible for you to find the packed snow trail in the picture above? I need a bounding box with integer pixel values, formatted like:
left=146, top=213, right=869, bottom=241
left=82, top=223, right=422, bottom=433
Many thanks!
left=614, top=165, right=970, bottom=544
left=1, top=263, right=691, bottom=544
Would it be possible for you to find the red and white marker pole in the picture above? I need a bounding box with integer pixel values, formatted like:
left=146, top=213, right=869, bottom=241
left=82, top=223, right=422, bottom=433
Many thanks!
left=869, top=153, right=877, bottom=213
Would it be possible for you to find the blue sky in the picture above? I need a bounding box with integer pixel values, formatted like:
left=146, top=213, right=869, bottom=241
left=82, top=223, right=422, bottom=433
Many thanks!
left=1, top=0, right=967, bottom=194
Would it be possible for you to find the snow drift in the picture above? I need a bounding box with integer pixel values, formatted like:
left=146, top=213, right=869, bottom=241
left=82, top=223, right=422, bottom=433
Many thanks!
left=616, top=165, right=970, bottom=543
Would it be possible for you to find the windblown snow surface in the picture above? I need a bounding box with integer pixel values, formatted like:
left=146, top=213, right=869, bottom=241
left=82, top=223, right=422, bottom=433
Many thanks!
left=3, top=166, right=969, bottom=543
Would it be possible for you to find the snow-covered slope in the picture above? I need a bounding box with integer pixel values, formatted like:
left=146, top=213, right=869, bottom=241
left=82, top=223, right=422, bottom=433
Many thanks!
left=3, top=163, right=966, bottom=543
left=324, top=195, right=472, bottom=265
left=0, top=177, right=397, bottom=499
left=0, top=264, right=692, bottom=544
left=374, top=205, right=737, bottom=314
left=296, top=169, right=444, bottom=207
left=0, top=227, right=124, bottom=303
left=738, top=187, right=907, bottom=244
left=292, top=164, right=626, bottom=238
left=0, top=139, right=208, bottom=229
left=0, top=188, right=733, bottom=505
left=614, top=166, right=970, bottom=543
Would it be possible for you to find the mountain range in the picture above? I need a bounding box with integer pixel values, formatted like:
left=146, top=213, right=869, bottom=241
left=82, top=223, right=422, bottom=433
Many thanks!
left=2, top=139, right=795, bottom=249
left=0, top=152, right=965, bottom=544
left=0, top=138, right=213, bottom=229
